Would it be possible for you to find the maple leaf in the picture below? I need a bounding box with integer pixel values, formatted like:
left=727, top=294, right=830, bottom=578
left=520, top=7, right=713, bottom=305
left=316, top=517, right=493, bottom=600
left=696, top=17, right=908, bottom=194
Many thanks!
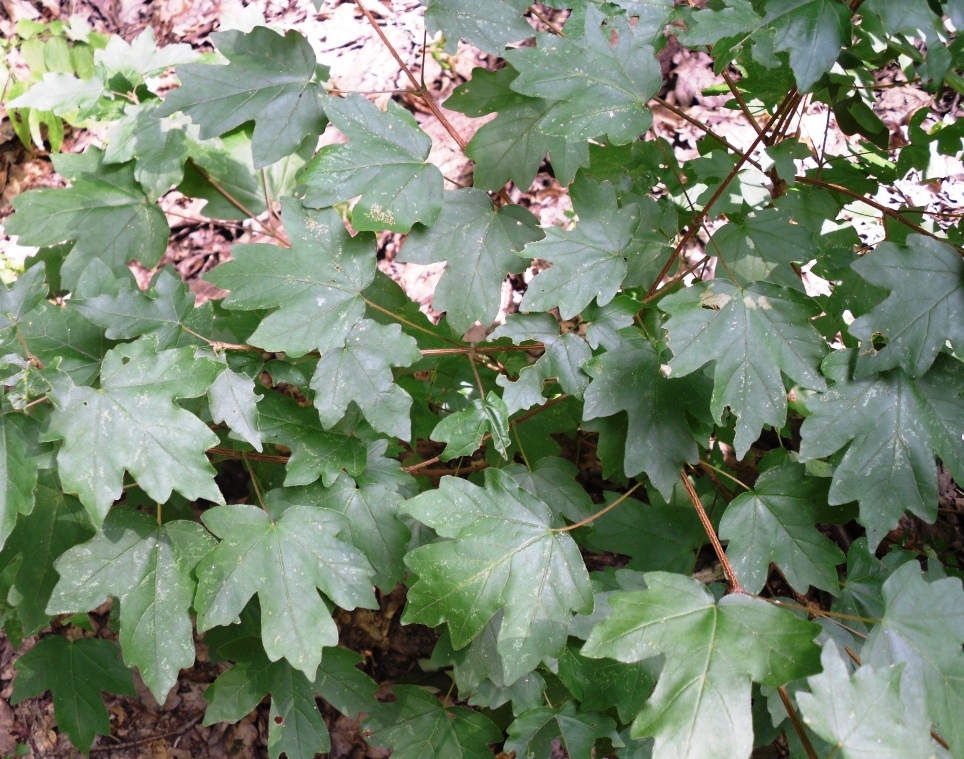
left=399, top=188, right=543, bottom=333
left=156, top=26, right=327, bottom=167
left=6, top=149, right=170, bottom=288
left=798, top=350, right=964, bottom=547
left=432, top=391, right=511, bottom=460
left=849, top=234, right=964, bottom=379
left=420, top=0, right=533, bottom=55
left=11, top=637, right=136, bottom=753
left=719, top=462, right=845, bottom=595
left=47, top=508, right=215, bottom=701
left=583, top=572, right=821, bottom=758
left=302, top=94, right=443, bottom=232
left=206, top=199, right=374, bottom=356
left=42, top=339, right=224, bottom=527
left=766, top=0, right=851, bottom=93
left=505, top=702, right=620, bottom=759
left=0, top=412, right=44, bottom=552
left=660, top=280, right=828, bottom=458
left=194, top=498, right=377, bottom=679
left=505, top=6, right=661, bottom=144
left=402, top=469, right=593, bottom=684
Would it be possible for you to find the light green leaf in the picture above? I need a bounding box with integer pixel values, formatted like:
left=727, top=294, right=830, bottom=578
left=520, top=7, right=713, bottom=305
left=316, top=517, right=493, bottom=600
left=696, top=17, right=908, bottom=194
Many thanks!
left=0, top=263, right=47, bottom=347
left=103, top=103, right=192, bottom=197
left=6, top=150, right=170, bottom=288
left=11, top=637, right=136, bottom=753
left=420, top=0, right=533, bottom=55
left=7, top=72, right=105, bottom=115
left=95, top=27, right=198, bottom=84
left=862, top=561, right=964, bottom=757
left=506, top=6, right=661, bottom=144
left=208, top=363, right=263, bottom=451
left=679, top=0, right=762, bottom=46
left=206, top=199, right=374, bottom=356
left=42, top=339, right=224, bottom=527
left=432, top=390, right=511, bottom=460
left=503, top=455, right=595, bottom=524
left=303, top=94, right=443, bottom=232
left=796, top=641, right=933, bottom=759
left=402, top=469, right=593, bottom=684
left=765, top=0, right=850, bottom=92
left=156, top=26, right=327, bottom=167
left=505, top=702, right=620, bottom=759
left=719, top=462, right=844, bottom=595
left=798, top=351, right=964, bottom=548
left=366, top=685, right=502, bottom=759
left=195, top=500, right=377, bottom=679
left=309, top=319, right=420, bottom=439
left=521, top=181, right=662, bottom=319
left=582, top=333, right=709, bottom=498
left=583, top=572, right=821, bottom=758
left=255, top=391, right=367, bottom=487
left=47, top=508, right=215, bottom=701
left=849, top=235, right=964, bottom=379
left=399, top=188, right=543, bottom=333
left=446, top=66, right=588, bottom=191
left=660, top=280, right=828, bottom=458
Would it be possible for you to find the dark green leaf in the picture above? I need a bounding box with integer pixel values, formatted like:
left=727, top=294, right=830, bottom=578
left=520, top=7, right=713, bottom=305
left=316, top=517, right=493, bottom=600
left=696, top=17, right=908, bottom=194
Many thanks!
left=848, top=234, right=964, bottom=379
left=303, top=94, right=443, bottom=232
left=661, top=280, right=828, bottom=458
left=0, top=412, right=43, bottom=552
left=798, top=351, right=964, bottom=547
left=399, top=188, right=543, bottom=333
left=557, top=643, right=656, bottom=724
left=505, top=702, right=620, bottom=759
left=719, top=462, right=844, bottom=595
left=47, top=508, right=215, bottom=701
left=506, top=7, right=661, bottom=144
left=765, top=0, right=850, bottom=92
left=366, top=685, right=502, bottom=759
left=208, top=362, right=263, bottom=451
left=42, top=339, right=224, bottom=526
left=11, top=636, right=135, bottom=753
left=157, top=27, right=327, bottom=167
left=432, top=391, right=510, bottom=460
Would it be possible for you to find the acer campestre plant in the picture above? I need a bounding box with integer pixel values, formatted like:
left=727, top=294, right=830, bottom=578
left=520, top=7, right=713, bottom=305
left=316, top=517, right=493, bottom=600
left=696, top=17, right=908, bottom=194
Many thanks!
left=1, top=0, right=963, bottom=757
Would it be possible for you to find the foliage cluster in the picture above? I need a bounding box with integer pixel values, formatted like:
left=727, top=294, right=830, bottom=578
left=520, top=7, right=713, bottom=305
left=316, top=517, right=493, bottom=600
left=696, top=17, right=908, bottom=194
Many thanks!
left=1, top=0, right=963, bottom=757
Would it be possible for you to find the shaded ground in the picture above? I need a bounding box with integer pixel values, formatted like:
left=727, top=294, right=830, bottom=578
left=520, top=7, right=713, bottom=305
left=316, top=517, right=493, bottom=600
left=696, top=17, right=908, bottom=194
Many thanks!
left=1, top=0, right=963, bottom=757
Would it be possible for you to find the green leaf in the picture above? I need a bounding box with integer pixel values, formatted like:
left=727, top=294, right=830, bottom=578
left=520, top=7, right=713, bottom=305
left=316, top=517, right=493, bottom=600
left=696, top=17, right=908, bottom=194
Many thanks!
left=0, top=412, right=43, bottom=552
left=195, top=500, right=377, bottom=678
left=302, top=94, right=443, bottom=232
left=556, top=643, right=656, bottom=724
left=6, top=151, right=170, bottom=288
left=583, top=572, right=821, bottom=758
left=709, top=208, right=815, bottom=288
left=95, top=27, right=199, bottom=84
left=398, top=188, right=543, bottom=333
left=72, top=264, right=196, bottom=349
left=798, top=351, right=964, bottom=547
left=47, top=508, right=215, bottom=701
left=432, top=390, right=511, bottom=460
left=11, top=636, right=136, bottom=753
left=421, top=0, right=533, bottom=55
left=311, top=645, right=379, bottom=717
left=505, top=702, right=620, bottom=759
left=286, top=469, right=412, bottom=591
left=719, top=462, right=845, bottom=595
left=796, top=641, right=934, bottom=759
left=848, top=235, right=964, bottom=379
left=205, top=199, right=374, bottom=356
left=309, top=319, right=420, bottom=440
left=402, top=468, right=593, bottom=684
left=660, top=280, right=828, bottom=458
left=103, top=103, right=192, bottom=198
left=520, top=181, right=660, bottom=320
left=20, top=300, right=109, bottom=385
left=0, top=263, right=47, bottom=347
left=862, top=561, right=964, bottom=757
left=42, top=339, right=224, bottom=527
left=582, top=333, right=709, bottom=498
left=366, top=685, right=502, bottom=759
left=255, top=390, right=367, bottom=487
left=446, top=66, right=588, bottom=191
left=207, top=363, right=263, bottom=451
left=156, top=26, right=327, bottom=167
left=679, top=0, right=762, bottom=47
left=765, top=0, right=850, bottom=93
left=7, top=72, right=105, bottom=115
left=0, top=477, right=94, bottom=634
left=505, top=7, right=661, bottom=144
left=503, top=455, right=595, bottom=524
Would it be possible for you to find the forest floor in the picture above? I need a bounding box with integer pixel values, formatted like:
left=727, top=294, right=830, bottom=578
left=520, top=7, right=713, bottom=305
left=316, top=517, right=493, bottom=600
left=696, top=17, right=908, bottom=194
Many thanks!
left=0, top=0, right=962, bottom=757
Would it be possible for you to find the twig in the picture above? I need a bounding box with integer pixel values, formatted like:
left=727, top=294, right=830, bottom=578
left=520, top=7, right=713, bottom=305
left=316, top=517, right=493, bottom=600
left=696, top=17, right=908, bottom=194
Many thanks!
left=777, top=686, right=818, bottom=759
left=89, top=714, right=203, bottom=753
left=554, top=481, right=644, bottom=532
left=721, top=68, right=766, bottom=140
left=680, top=471, right=743, bottom=593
